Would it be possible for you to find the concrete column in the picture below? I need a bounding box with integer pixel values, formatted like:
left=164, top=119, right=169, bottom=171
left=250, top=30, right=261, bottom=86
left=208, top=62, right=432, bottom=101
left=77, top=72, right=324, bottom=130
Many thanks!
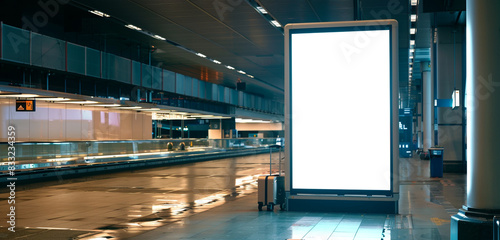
left=421, top=62, right=432, bottom=152
left=451, top=0, right=500, bottom=239
left=435, top=27, right=465, bottom=169
left=465, top=0, right=500, bottom=211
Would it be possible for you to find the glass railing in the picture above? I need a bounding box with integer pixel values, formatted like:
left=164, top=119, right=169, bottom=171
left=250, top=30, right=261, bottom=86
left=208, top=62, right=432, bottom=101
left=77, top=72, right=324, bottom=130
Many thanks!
left=0, top=138, right=283, bottom=171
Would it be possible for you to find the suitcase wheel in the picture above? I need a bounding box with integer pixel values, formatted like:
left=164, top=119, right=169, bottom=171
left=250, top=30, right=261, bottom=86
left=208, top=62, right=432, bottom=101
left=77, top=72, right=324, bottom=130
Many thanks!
left=267, top=203, right=274, bottom=211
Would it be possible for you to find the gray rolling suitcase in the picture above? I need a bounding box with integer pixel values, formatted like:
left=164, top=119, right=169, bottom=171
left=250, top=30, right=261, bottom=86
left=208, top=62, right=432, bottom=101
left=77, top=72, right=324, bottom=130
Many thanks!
left=258, top=145, right=285, bottom=211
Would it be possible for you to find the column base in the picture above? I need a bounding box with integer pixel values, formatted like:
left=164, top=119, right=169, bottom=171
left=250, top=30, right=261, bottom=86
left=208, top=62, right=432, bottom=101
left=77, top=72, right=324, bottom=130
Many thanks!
left=451, top=205, right=500, bottom=240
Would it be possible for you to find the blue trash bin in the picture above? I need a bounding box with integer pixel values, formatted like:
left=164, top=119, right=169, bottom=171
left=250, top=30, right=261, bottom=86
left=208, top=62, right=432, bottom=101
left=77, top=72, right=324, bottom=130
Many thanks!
left=429, top=147, right=444, bottom=178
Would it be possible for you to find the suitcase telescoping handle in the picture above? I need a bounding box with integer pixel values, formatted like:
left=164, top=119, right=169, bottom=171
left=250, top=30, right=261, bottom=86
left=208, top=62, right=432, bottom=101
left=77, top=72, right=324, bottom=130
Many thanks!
left=269, top=145, right=282, bottom=176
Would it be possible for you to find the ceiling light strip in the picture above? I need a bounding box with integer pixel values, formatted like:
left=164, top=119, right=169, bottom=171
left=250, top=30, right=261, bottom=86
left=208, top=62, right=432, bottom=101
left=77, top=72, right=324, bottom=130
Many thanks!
left=247, top=0, right=283, bottom=31
left=89, top=10, right=110, bottom=18
left=125, top=24, right=142, bottom=31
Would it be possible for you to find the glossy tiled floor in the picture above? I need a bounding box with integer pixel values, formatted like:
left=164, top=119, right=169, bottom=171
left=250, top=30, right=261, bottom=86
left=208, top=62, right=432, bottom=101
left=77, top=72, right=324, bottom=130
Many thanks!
left=0, top=153, right=465, bottom=239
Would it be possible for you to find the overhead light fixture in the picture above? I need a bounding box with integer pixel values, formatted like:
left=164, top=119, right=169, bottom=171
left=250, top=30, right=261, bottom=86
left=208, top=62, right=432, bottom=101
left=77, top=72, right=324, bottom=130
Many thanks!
left=152, top=35, right=166, bottom=41
left=89, top=10, right=110, bottom=18
left=226, top=65, right=235, bottom=70
left=410, top=55, right=414, bottom=59
left=116, top=106, right=142, bottom=109
left=256, top=6, right=268, bottom=14
left=125, top=24, right=142, bottom=31
left=452, top=90, right=460, bottom=109
left=140, top=108, right=161, bottom=111
left=36, top=97, right=71, bottom=102
left=410, top=40, right=415, bottom=46
left=212, top=59, right=221, bottom=64
left=410, top=49, right=415, bottom=53
left=411, top=14, right=417, bottom=22
left=155, top=110, right=173, bottom=114
left=411, top=0, right=418, bottom=6
left=0, top=94, right=39, bottom=98
left=196, top=53, right=207, bottom=58
left=60, top=101, right=98, bottom=104
left=235, top=118, right=272, bottom=123
left=410, top=28, right=416, bottom=35
left=190, top=114, right=215, bottom=118
left=237, top=70, right=246, bottom=74
left=247, top=74, right=254, bottom=78
left=270, top=20, right=282, bottom=28
left=89, top=104, right=121, bottom=107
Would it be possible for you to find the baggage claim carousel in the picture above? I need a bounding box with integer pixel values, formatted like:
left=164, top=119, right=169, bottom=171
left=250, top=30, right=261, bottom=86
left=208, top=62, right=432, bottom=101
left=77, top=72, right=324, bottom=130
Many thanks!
left=0, top=138, right=280, bottom=184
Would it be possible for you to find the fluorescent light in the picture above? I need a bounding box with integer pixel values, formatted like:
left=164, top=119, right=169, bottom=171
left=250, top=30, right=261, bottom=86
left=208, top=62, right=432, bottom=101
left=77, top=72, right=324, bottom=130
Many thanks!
left=410, top=40, right=415, bottom=46
left=226, top=65, right=235, bottom=70
left=247, top=74, right=254, bottom=78
left=60, top=101, right=98, bottom=104
left=409, top=48, right=415, bottom=53
left=140, top=108, right=161, bottom=111
left=410, top=55, right=414, bottom=59
left=235, top=118, right=272, bottom=123
left=116, top=106, right=142, bottom=109
left=452, top=90, right=460, bottom=109
left=237, top=70, right=246, bottom=74
left=89, top=10, right=110, bottom=18
left=411, top=14, right=417, bottom=22
left=36, top=97, right=71, bottom=102
left=410, top=28, right=416, bottom=34
left=0, top=94, right=39, bottom=98
left=270, top=20, right=282, bottom=28
left=196, top=53, right=207, bottom=58
left=411, top=0, right=418, bottom=6
left=152, top=35, right=166, bottom=40
left=125, top=24, right=142, bottom=31
left=190, top=115, right=229, bottom=119
left=212, top=59, right=221, bottom=64
left=89, top=104, right=121, bottom=107
left=189, top=115, right=215, bottom=118
left=256, top=6, right=268, bottom=14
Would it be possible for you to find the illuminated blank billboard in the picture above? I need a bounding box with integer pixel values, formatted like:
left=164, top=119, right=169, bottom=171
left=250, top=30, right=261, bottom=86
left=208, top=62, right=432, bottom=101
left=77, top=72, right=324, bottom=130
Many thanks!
left=285, top=20, right=398, bottom=196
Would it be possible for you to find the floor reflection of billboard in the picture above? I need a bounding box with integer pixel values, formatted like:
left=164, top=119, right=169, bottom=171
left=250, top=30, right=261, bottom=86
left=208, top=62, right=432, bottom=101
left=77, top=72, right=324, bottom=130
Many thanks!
left=290, top=26, right=392, bottom=193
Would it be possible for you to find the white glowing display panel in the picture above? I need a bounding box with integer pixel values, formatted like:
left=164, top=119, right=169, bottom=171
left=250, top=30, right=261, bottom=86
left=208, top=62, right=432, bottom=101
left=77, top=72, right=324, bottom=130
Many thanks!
left=289, top=26, right=393, bottom=193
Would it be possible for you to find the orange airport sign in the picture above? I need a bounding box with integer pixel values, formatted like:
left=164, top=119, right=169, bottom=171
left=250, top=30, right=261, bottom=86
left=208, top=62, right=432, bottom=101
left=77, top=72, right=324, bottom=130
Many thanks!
left=16, top=100, right=36, bottom=111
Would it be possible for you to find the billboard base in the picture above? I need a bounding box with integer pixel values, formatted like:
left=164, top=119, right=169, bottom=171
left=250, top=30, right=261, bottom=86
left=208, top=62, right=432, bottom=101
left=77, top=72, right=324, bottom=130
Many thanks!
left=286, top=193, right=399, bottom=214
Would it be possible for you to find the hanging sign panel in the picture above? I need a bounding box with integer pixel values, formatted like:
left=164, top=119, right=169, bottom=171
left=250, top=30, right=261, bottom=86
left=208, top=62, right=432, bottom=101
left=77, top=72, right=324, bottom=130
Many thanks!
left=16, top=100, right=36, bottom=112
left=285, top=20, right=398, bottom=196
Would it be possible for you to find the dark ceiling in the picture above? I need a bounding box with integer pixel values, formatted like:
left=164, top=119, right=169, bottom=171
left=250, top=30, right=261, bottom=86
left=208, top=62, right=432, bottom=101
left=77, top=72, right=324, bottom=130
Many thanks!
left=68, top=0, right=412, bottom=101
left=1, top=0, right=466, bottom=109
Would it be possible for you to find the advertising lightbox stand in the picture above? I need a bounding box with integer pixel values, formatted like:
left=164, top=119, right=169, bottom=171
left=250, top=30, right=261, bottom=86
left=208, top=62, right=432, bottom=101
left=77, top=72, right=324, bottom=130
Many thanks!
left=284, top=20, right=399, bottom=213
